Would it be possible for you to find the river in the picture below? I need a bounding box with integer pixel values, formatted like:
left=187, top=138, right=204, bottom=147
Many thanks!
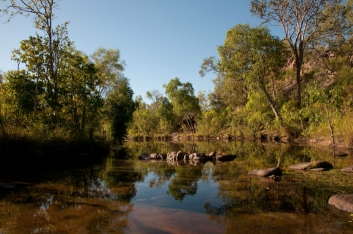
left=0, top=141, right=353, bottom=233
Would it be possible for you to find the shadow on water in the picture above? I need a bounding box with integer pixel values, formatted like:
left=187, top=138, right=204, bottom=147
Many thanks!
left=0, top=140, right=353, bottom=233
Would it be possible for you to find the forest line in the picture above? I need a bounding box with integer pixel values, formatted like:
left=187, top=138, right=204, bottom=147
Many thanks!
left=1, top=0, right=353, bottom=148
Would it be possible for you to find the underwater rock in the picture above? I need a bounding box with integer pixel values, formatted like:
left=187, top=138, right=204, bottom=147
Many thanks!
left=329, top=194, right=353, bottom=213
left=215, top=154, right=237, bottom=162
left=341, top=165, right=353, bottom=173
left=248, top=167, right=282, bottom=177
left=289, top=160, right=333, bottom=170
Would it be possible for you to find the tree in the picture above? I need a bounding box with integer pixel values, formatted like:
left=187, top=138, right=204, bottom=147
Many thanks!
left=62, top=51, right=104, bottom=132
left=217, top=24, right=287, bottom=120
left=105, top=77, right=136, bottom=144
left=163, top=78, right=200, bottom=132
left=250, top=0, right=343, bottom=107
left=2, top=0, right=67, bottom=108
left=146, top=90, right=175, bottom=135
left=90, top=48, right=125, bottom=98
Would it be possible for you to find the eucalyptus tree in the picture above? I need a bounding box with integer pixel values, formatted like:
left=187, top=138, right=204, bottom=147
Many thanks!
left=146, top=90, right=174, bottom=135
left=250, top=0, right=343, bottom=107
left=164, top=78, right=200, bottom=119
left=127, top=97, right=155, bottom=138
left=163, top=78, right=200, bottom=132
left=2, top=70, right=41, bottom=123
left=90, top=48, right=125, bottom=98
left=10, top=23, right=74, bottom=126
left=2, top=0, right=67, bottom=108
left=217, top=24, right=287, bottom=120
left=62, top=51, right=103, bottom=131
left=104, top=77, right=136, bottom=144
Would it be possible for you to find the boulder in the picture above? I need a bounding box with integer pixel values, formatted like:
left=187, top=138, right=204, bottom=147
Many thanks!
left=149, top=153, right=159, bottom=159
left=215, top=154, right=236, bottom=162
left=208, top=151, right=217, bottom=159
left=334, top=151, right=348, bottom=157
left=328, top=194, right=353, bottom=213
left=138, top=153, right=150, bottom=160
left=167, top=151, right=178, bottom=160
left=341, top=165, right=353, bottom=173
left=248, top=167, right=282, bottom=177
left=158, top=153, right=167, bottom=160
left=176, top=151, right=188, bottom=161
left=313, top=160, right=333, bottom=169
left=289, top=162, right=312, bottom=170
left=289, top=160, right=333, bottom=170
left=189, top=153, right=207, bottom=161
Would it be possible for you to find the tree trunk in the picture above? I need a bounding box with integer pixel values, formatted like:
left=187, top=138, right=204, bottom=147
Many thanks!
left=296, top=60, right=302, bottom=108
left=261, top=83, right=281, bottom=121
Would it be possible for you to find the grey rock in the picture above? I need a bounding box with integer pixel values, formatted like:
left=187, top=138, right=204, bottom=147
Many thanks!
left=289, top=160, right=333, bottom=170
left=341, top=165, right=353, bottom=172
left=248, top=167, right=282, bottom=177
left=328, top=194, right=353, bottom=213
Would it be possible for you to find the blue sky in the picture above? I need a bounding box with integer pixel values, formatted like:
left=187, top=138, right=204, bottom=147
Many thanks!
left=0, top=0, right=283, bottom=101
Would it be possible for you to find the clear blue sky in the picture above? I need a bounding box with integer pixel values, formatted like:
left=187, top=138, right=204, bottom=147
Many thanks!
left=0, top=0, right=282, bottom=101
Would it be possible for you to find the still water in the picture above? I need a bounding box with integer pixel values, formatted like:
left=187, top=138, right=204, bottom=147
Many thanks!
left=1, top=141, right=353, bottom=233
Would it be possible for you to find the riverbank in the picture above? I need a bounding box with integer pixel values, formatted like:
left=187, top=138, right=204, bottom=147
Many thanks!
left=126, top=132, right=352, bottom=150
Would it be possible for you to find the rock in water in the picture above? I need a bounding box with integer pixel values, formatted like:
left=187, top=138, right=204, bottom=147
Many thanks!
left=328, top=194, right=353, bottom=213
left=248, top=167, right=282, bottom=177
left=289, top=160, right=333, bottom=170
left=341, top=165, right=353, bottom=173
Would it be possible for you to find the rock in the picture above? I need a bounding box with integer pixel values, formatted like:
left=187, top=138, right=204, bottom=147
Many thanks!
left=189, top=153, right=207, bottom=161
left=215, top=154, right=237, bottom=162
left=138, top=153, right=150, bottom=160
left=289, top=160, right=333, bottom=170
left=328, top=194, right=353, bottom=213
left=176, top=151, right=188, bottom=161
left=289, top=162, right=312, bottom=170
left=149, top=153, right=159, bottom=159
left=313, top=160, right=333, bottom=169
left=334, top=151, right=348, bottom=157
left=341, top=165, right=353, bottom=172
left=208, top=151, right=217, bottom=159
left=167, top=151, right=178, bottom=160
left=248, top=167, right=282, bottom=177
left=158, top=153, right=167, bottom=160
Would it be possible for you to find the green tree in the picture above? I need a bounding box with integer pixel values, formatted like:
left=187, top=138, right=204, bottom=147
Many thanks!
left=62, top=51, right=103, bottom=132
left=217, top=24, right=287, bottom=120
left=105, top=77, right=136, bottom=144
left=163, top=78, right=200, bottom=131
left=90, top=48, right=125, bottom=98
left=2, top=0, right=68, bottom=108
left=250, top=0, right=343, bottom=107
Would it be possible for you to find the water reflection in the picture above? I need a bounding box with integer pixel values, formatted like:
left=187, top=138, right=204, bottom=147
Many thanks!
left=1, top=141, right=353, bottom=233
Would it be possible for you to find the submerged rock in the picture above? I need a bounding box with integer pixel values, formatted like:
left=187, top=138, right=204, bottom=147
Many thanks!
left=189, top=153, right=207, bottom=161
left=289, top=162, right=312, bottom=170
left=248, top=167, right=282, bottom=177
left=215, top=154, right=237, bottom=162
left=328, top=194, right=353, bottom=213
left=341, top=165, right=353, bottom=173
left=289, top=160, right=333, bottom=170
left=334, top=151, right=348, bottom=157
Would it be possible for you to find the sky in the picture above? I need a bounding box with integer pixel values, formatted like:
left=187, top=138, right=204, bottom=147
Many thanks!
left=0, top=0, right=283, bottom=102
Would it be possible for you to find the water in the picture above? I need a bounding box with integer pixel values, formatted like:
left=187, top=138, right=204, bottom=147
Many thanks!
left=1, top=141, right=353, bottom=233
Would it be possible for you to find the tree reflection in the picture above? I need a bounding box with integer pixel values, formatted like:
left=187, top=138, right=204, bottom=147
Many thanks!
left=0, top=158, right=139, bottom=234
left=166, top=164, right=204, bottom=201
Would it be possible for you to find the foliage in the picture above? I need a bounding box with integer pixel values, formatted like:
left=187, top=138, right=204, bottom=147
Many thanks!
left=104, top=77, right=135, bottom=144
